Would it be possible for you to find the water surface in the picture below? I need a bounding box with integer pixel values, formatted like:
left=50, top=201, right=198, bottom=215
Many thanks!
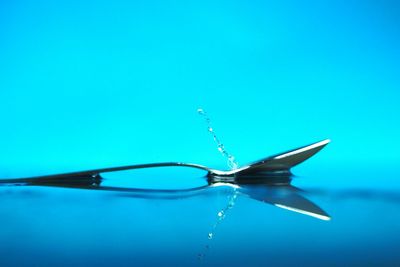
left=1, top=165, right=399, bottom=266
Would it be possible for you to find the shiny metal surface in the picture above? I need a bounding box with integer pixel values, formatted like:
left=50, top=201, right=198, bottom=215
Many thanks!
left=0, top=139, right=330, bottom=182
left=0, top=139, right=331, bottom=221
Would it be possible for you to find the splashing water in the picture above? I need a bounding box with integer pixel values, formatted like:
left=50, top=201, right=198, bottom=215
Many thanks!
left=197, top=187, right=239, bottom=261
left=207, top=188, right=239, bottom=240
left=197, top=108, right=239, bottom=170
left=196, top=108, right=240, bottom=262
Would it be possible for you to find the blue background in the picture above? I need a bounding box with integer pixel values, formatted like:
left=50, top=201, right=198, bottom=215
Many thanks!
left=1, top=1, right=400, bottom=266
left=1, top=0, right=399, bottom=177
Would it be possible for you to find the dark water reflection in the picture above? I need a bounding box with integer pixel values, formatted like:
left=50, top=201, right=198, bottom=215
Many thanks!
left=1, top=167, right=400, bottom=266
left=0, top=170, right=331, bottom=221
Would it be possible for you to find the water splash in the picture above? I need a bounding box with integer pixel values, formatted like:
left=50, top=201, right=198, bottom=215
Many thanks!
left=207, top=188, right=239, bottom=240
left=196, top=108, right=240, bottom=262
left=197, top=108, right=239, bottom=170
left=197, top=187, right=239, bottom=261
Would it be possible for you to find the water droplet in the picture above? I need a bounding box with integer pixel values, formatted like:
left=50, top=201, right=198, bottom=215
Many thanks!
left=218, top=211, right=224, bottom=217
left=197, top=107, right=239, bottom=170
left=208, top=233, right=213, bottom=240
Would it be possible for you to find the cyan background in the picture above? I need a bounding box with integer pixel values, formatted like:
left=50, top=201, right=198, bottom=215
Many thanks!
left=1, top=0, right=399, bottom=178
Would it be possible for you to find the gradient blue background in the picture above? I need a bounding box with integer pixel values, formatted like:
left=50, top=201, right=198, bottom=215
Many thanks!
left=1, top=1, right=400, bottom=266
left=1, top=0, right=399, bottom=177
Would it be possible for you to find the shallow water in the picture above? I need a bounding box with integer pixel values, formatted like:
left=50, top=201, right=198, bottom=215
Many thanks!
left=1, top=166, right=400, bottom=267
